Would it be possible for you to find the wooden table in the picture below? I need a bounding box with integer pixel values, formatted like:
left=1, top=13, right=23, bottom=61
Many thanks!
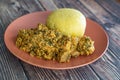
left=0, top=0, right=120, bottom=80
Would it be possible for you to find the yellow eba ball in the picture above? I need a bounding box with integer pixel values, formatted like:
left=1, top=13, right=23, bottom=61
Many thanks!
left=46, top=8, right=86, bottom=37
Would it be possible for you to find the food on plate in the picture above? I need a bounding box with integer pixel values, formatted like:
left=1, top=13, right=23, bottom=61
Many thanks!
left=77, top=36, right=95, bottom=55
left=16, top=8, right=95, bottom=63
left=16, top=24, right=94, bottom=62
left=46, top=8, right=86, bottom=37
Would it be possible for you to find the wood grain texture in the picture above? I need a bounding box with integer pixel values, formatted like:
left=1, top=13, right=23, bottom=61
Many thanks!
left=0, top=0, right=120, bottom=80
left=39, top=0, right=58, bottom=10
left=96, top=0, right=120, bottom=18
left=0, top=0, right=42, bottom=80
left=79, top=0, right=120, bottom=79
left=0, top=39, right=28, bottom=80
left=21, top=62, right=100, bottom=80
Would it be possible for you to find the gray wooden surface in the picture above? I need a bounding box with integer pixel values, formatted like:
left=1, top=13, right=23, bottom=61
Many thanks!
left=0, top=0, right=120, bottom=80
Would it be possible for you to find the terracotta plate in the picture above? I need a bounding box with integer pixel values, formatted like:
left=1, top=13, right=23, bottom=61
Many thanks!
left=4, top=11, right=109, bottom=70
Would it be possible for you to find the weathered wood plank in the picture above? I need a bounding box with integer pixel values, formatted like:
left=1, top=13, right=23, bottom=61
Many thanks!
left=0, top=38, right=28, bottom=80
left=39, top=0, right=58, bottom=10
left=90, top=51, right=120, bottom=80
left=53, top=0, right=94, bottom=17
left=21, top=62, right=100, bottom=80
left=0, top=0, right=44, bottom=80
left=96, top=0, right=120, bottom=18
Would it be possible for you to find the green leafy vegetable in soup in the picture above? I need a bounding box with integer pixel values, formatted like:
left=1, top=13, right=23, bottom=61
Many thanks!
left=16, top=24, right=95, bottom=63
